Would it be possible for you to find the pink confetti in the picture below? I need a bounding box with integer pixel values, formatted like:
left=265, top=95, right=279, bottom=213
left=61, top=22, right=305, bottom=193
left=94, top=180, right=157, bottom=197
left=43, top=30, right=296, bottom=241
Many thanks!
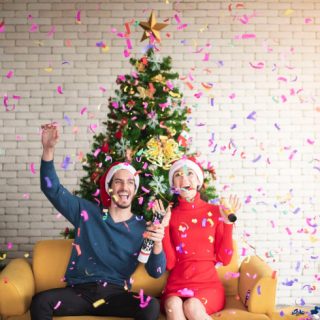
left=80, top=210, right=89, bottom=221
left=174, top=14, right=181, bottom=24
left=53, top=301, right=62, bottom=310
left=141, top=186, right=150, bottom=194
left=7, top=242, right=13, bottom=250
left=235, top=33, right=256, bottom=39
left=6, top=70, right=14, bottom=78
left=285, top=227, right=292, bottom=235
left=72, top=243, right=82, bottom=256
left=76, top=10, right=81, bottom=23
left=177, top=288, right=194, bottom=297
left=123, top=50, right=131, bottom=58
left=288, top=149, right=297, bottom=160
left=29, top=23, right=38, bottom=32
left=304, top=18, right=313, bottom=24
left=307, top=138, right=315, bottom=145
left=229, top=93, right=236, bottom=99
left=92, top=189, right=100, bottom=197
left=281, top=95, right=287, bottom=103
left=93, top=148, right=101, bottom=157
left=80, top=107, right=87, bottom=115
left=138, top=196, right=144, bottom=205
left=139, top=289, right=151, bottom=308
left=277, top=76, right=288, bottom=82
left=57, top=86, right=63, bottom=94
left=249, top=61, right=265, bottom=69
left=47, top=26, right=56, bottom=37
left=270, top=220, right=276, bottom=228
left=30, top=163, right=36, bottom=174
left=177, top=23, right=188, bottom=30
left=126, top=38, right=132, bottom=50
left=241, top=248, right=247, bottom=256
left=99, top=86, right=106, bottom=93
left=0, top=20, right=5, bottom=33
left=202, top=53, right=210, bottom=61
left=89, top=124, right=98, bottom=133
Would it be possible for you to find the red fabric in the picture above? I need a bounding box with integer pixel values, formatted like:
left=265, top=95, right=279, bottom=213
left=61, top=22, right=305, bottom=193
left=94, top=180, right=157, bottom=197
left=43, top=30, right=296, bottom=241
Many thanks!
left=161, top=193, right=233, bottom=315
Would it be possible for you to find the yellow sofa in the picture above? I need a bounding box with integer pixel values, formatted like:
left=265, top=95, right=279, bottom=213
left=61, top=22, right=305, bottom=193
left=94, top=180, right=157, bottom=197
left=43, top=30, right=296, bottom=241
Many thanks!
left=0, top=239, right=278, bottom=320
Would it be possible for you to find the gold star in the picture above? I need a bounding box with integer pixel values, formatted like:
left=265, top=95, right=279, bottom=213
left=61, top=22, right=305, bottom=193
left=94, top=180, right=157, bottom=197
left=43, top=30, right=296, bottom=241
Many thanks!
left=139, top=11, right=169, bottom=42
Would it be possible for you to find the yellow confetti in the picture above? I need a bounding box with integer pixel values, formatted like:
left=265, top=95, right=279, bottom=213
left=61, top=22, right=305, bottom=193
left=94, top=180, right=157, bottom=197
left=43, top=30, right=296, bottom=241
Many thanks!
left=284, top=9, right=294, bottom=16
left=102, top=46, right=110, bottom=53
left=191, top=219, right=197, bottom=223
left=44, top=66, right=53, bottom=73
left=208, top=235, right=214, bottom=243
left=24, top=253, right=29, bottom=258
left=93, top=299, right=105, bottom=308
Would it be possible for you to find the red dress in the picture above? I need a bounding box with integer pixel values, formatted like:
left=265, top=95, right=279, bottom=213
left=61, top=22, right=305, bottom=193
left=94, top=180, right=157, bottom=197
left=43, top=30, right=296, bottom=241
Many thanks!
left=161, top=193, right=233, bottom=315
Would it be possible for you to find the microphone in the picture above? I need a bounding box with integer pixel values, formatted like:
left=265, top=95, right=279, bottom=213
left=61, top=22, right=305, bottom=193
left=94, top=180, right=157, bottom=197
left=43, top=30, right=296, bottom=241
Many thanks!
left=138, top=210, right=165, bottom=264
left=227, top=213, right=237, bottom=223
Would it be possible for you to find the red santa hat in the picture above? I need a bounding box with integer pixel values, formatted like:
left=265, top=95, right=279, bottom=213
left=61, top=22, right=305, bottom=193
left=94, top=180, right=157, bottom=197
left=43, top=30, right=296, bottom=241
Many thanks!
left=168, top=156, right=204, bottom=188
left=99, top=162, right=139, bottom=207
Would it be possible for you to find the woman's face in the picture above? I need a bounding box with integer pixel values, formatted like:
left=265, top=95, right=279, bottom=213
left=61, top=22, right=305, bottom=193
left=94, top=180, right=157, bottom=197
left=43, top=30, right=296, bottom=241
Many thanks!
left=172, top=167, right=200, bottom=200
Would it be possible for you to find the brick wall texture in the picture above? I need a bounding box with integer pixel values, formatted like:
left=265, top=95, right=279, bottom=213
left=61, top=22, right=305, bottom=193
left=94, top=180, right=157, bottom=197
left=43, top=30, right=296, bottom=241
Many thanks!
left=0, top=0, right=319, bottom=306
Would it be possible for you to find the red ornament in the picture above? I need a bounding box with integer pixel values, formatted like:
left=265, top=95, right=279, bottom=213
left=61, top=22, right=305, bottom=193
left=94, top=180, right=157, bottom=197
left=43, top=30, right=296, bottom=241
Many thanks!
left=91, top=171, right=100, bottom=183
left=101, top=142, right=109, bottom=153
left=120, top=118, right=128, bottom=126
left=141, top=56, right=148, bottom=65
left=115, top=130, right=122, bottom=140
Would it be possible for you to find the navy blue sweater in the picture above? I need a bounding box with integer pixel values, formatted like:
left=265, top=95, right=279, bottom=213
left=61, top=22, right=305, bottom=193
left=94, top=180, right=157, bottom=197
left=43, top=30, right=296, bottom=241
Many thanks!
left=40, top=160, right=166, bottom=288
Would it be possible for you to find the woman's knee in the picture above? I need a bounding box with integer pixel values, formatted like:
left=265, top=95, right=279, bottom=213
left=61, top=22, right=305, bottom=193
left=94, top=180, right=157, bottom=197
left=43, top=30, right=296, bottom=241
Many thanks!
left=183, top=298, right=205, bottom=317
left=164, top=296, right=184, bottom=315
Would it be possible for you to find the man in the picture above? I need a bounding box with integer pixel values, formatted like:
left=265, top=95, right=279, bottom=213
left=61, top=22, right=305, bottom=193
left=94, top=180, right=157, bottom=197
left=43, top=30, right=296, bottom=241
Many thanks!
left=31, top=123, right=167, bottom=320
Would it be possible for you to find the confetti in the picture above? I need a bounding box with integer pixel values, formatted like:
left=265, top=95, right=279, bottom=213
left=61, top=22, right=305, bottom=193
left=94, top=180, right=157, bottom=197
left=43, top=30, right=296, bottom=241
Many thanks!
left=53, top=301, right=62, bottom=310
left=30, top=163, right=36, bottom=174
left=29, top=23, right=38, bottom=32
left=57, top=86, right=63, bottom=94
left=6, top=70, right=14, bottom=78
left=93, top=299, right=105, bottom=308
left=80, top=210, right=89, bottom=221
left=0, top=20, right=5, bottom=33
left=44, top=177, right=52, bottom=188
left=61, top=155, right=71, bottom=170
left=76, top=10, right=81, bottom=24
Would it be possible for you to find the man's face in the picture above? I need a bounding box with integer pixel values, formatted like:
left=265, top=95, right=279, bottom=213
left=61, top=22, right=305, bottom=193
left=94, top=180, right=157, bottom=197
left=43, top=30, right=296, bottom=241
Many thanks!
left=109, top=169, right=136, bottom=209
left=172, top=167, right=200, bottom=199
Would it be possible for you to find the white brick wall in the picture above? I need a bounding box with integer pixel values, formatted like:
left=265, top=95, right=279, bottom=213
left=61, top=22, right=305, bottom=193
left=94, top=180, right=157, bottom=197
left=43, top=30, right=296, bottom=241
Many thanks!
left=0, top=0, right=319, bottom=306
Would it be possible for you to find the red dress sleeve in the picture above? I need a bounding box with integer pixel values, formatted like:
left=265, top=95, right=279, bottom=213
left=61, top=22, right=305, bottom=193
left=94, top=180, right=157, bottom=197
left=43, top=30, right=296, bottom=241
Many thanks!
left=162, top=225, right=176, bottom=270
left=214, top=220, right=234, bottom=266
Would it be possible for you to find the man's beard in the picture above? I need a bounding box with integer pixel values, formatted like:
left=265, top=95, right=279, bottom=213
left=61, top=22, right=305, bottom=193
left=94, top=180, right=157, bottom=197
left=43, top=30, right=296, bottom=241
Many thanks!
left=114, top=201, right=131, bottom=209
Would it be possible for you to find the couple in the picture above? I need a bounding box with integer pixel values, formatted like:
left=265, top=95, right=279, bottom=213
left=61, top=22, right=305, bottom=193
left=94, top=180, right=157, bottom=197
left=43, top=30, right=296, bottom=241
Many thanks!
left=32, top=123, right=240, bottom=320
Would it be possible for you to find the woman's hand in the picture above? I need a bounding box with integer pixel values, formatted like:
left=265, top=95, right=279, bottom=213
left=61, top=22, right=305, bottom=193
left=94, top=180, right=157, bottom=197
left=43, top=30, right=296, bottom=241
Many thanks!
left=219, top=194, right=241, bottom=224
left=146, top=199, right=172, bottom=254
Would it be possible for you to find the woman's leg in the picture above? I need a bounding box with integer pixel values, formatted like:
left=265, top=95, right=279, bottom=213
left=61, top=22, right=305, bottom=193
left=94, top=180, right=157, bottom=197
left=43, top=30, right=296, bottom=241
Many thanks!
left=183, top=298, right=212, bottom=320
left=164, top=296, right=187, bottom=320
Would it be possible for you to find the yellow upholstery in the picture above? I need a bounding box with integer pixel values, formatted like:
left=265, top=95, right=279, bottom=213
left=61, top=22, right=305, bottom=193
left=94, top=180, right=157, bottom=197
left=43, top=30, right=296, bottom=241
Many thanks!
left=0, top=239, right=278, bottom=320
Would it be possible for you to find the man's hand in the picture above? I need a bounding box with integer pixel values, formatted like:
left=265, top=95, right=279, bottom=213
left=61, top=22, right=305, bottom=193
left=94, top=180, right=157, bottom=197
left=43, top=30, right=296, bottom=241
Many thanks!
left=41, top=123, right=59, bottom=161
left=145, top=199, right=171, bottom=254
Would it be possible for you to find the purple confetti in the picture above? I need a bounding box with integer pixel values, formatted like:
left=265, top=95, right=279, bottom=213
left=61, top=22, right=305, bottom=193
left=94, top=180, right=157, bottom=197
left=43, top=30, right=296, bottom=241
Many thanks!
left=44, top=176, right=52, bottom=188
left=252, top=155, right=262, bottom=163
left=274, top=123, right=281, bottom=130
left=61, top=155, right=71, bottom=170
left=246, top=111, right=257, bottom=120
left=230, top=124, right=237, bottom=129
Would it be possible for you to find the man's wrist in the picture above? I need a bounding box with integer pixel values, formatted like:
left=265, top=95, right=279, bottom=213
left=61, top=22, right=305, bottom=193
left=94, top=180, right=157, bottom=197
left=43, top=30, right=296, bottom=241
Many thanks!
left=42, top=148, right=55, bottom=161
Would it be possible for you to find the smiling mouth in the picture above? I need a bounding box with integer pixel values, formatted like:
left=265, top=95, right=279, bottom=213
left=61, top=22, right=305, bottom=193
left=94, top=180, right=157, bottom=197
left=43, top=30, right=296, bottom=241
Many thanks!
left=181, top=185, right=192, bottom=191
left=118, top=193, right=129, bottom=200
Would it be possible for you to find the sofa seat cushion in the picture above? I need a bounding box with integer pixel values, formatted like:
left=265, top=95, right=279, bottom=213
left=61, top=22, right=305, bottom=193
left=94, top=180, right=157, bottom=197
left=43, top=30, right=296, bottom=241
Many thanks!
left=211, top=295, right=270, bottom=320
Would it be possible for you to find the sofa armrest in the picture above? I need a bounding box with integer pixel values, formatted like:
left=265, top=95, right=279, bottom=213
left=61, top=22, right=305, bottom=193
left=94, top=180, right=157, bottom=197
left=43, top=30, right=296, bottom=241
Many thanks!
left=238, top=255, right=277, bottom=314
left=0, top=258, right=35, bottom=316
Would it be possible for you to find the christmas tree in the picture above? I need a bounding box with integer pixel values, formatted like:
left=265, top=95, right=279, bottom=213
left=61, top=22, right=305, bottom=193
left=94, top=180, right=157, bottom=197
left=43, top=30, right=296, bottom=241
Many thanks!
left=62, top=12, right=218, bottom=237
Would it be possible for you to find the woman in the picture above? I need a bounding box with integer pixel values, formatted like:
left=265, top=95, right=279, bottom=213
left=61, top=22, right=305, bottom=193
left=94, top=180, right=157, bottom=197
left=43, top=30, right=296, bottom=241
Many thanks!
left=161, top=157, right=241, bottom=320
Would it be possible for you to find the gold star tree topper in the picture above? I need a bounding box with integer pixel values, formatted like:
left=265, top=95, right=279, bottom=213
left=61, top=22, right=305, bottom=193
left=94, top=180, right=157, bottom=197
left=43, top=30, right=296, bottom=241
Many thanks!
left=139, top=11, right=169, bottom=42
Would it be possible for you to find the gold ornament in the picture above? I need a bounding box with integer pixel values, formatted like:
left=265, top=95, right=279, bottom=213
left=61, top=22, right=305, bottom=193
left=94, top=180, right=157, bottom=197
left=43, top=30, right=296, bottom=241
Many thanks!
left=145, top=136, right=182, bottom=170
left=152, top=74, right=166, bottom=84
left=135, top=61, right=145, bottom=72
left=137, top=86, right=154, bottom=99
left=139, top=11, right=169, bottom=43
